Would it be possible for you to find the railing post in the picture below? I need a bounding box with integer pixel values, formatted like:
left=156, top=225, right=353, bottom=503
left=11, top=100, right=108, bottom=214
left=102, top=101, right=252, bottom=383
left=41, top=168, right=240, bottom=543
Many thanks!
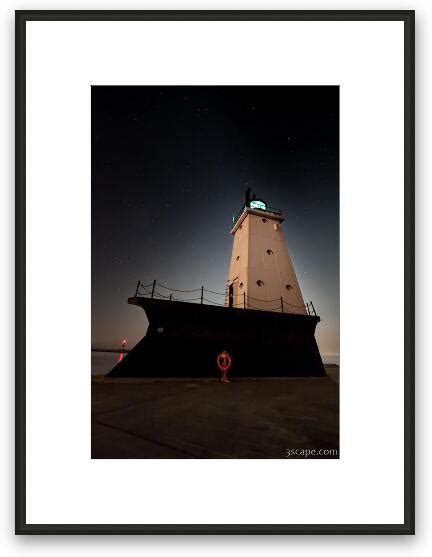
left=169, top=294, right=172, bottom=301
left=280, top=296, right=284, bottom=313
left=310, top=301, right=316, bottom=316
left=151, top=280, right=156, bottom=299
left=134, top=280, right=140, bottom=297
left=201, top=286, right=204, bottom=304
left=243, top=292, right=246, bottom=309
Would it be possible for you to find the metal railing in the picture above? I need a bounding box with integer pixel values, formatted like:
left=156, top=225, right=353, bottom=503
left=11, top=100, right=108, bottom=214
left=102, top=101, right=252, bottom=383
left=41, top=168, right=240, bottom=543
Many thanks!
left=133, top=280, right=317, bottom=317
left=232, top=204, right=283, bottom=228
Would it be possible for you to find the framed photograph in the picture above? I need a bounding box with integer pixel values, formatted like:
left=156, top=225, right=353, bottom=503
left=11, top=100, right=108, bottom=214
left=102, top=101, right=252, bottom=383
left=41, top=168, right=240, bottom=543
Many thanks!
left=16, top=10, right=414, bottom=534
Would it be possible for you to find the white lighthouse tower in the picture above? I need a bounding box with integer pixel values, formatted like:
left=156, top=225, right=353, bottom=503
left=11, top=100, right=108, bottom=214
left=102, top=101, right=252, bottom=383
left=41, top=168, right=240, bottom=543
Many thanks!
left=226, top=189, right=308, bottom=315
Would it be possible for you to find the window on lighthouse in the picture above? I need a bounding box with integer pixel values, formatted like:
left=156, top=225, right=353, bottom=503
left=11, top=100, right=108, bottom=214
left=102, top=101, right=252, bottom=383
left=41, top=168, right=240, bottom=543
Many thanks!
left=266, top=249, right=273, bottom=255
left=257, top=280, right=264, bottom=287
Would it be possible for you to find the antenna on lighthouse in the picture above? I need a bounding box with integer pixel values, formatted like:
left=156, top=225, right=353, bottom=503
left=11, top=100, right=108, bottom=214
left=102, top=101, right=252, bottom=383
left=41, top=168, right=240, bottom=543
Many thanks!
left=245, top=187, right=251, bottom=207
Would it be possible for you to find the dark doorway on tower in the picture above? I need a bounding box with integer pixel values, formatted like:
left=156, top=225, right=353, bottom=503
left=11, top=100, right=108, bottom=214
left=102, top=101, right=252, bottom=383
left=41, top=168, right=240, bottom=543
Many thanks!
left=228, top=283, right=234, bottom=308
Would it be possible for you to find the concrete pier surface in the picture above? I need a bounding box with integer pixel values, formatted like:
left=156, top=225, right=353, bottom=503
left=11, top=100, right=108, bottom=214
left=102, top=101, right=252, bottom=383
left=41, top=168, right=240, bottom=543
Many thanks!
left=91, top=365, right=339, bottom=459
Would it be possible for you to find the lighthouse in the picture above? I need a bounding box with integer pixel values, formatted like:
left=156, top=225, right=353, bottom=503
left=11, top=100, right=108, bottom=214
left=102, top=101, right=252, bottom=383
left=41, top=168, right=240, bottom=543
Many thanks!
left=108, top=188, right=325, bottom=378
left=226, top=188, right=307, bottom=314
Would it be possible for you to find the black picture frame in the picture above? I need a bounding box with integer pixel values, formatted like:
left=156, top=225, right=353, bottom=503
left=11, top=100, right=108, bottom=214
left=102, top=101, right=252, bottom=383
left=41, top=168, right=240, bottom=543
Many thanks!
left=15, top=9, right=415, bottom=535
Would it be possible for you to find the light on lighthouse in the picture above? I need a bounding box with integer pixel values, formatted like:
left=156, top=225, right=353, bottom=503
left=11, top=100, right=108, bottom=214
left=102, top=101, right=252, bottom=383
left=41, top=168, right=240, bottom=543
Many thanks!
left=249, top=199, right=267, bottom=211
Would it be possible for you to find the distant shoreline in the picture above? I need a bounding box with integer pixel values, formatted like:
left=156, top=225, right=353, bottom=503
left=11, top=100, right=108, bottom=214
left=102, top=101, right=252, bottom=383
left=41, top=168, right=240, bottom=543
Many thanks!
left=91, top=348, right=130, bottom=354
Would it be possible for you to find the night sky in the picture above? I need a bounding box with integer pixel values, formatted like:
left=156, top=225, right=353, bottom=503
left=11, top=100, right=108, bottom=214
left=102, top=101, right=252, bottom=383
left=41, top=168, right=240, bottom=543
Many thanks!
left=92, top=86, right=339, bottom=361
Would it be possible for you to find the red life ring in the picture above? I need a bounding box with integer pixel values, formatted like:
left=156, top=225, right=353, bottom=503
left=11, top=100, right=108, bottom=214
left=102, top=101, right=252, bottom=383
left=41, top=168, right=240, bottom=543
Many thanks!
left=217, top=351, right=232, bottom=372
